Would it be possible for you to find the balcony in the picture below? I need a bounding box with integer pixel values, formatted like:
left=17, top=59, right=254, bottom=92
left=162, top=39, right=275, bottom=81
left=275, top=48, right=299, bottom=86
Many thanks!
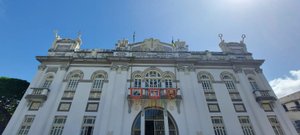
left=127, top=88, right=182, bottom=113
left=127, top=88, right=182, bottom=100
left=25, top=88, right=49, bottom=102
left=253, top=90, right=277, bottom=103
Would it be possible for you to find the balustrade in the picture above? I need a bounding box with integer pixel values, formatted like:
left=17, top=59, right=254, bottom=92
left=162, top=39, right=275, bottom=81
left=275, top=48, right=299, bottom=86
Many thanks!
left=253, top=90, right=277, bottom=103
left=25, top=88, right=49, bottom=102
left=128, top=88, right=181, bottom=100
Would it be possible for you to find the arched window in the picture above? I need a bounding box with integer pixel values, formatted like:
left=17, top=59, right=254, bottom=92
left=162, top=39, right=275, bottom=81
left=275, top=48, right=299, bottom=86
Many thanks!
left=66, top=72, right=82, bottom=91
left=248, top=77, right=259, bottom=90
left=42, top=75, right=54, bottom=88
left=164, top=75, right=173, bottom=88
left=199, top=74, right=213, bottom=92
left=222, top=74, right=236, bottom=92
left=92, top=74, right=105, bottom=91
left=131, top=108, right=178, bottom=135
left=134, top=74, right=142, bottom=88
left=145, top=71, right=161, bottom=88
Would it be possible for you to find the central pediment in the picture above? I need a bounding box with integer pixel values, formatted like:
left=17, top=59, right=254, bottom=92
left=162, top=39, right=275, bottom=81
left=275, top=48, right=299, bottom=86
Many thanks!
left=115, top=38, right=188, bottom=52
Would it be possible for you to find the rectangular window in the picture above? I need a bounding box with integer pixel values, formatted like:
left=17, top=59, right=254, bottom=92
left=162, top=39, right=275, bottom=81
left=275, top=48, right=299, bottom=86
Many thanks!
left=29, top=101, right=41, bottom=111
left=92, top=79, right=103, bottom=91
left=262, top=103, right=273, bottom=112
left=211, top=116, right=227, bottom=135
left=267, top=116, right=285, bottom=135
left=201, top=80, right=213, bottom=92
left=86, top=103, right=99, bottom=112
left=224, top=81, right=237, bottom=92
left=50, top=116, right=67, bottom=135
left=165, top=79, right=173, bottom=88
left=134, top=79, right=141, bottom=88
left=80, top=116, right=96, bottom=135
left=250, top=82, right=259, bottom=91
left=208, top=103, right=220, bottom=112
left=62, top=91, right=75, bottom=100
left=230, top=93, right=242, bottom=101
left=205, top=93, right=217, bottom=101
left=42, top=80, right=52, bottom=88
left=89, top=91, right=101, bottom=100
left=17, top=115, right=35, bottom=135
left=66, top=79, right=79, bottom=91
left=234, top=103, right=247, bottom=112
left=238, top=116, right=255, bottom=135
left=146, top=79, right=161, bottom=88
left=58, top=102, right=71, bottom=112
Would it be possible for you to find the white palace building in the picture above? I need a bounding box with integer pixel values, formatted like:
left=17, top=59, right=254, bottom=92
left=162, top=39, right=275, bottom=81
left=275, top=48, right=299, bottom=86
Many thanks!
left=3, top=34, right=298, bottom=135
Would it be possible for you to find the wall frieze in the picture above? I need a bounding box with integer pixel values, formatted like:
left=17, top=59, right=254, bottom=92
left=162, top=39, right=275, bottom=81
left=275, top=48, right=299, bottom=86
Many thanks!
left=244, top=69, right=256, bottom=75
left=177, top=64, right=195, bottom=72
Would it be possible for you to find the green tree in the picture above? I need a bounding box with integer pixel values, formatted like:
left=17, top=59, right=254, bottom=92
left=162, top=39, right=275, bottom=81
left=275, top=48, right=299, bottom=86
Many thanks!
left=0, top=77, right=29, bottom=133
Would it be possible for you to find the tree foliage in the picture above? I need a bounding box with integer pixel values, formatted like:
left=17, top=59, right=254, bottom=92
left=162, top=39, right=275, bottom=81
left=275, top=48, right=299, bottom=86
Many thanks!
left=0, top=77, right=29, bottom=133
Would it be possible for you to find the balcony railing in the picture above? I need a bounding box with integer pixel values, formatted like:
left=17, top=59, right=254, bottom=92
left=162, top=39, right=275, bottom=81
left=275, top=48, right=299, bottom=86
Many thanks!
left=25, top=88, right=49, bottom=102
left=128, top=88, right=182, bottom=100
left=253, top=90, right=277, bottom=103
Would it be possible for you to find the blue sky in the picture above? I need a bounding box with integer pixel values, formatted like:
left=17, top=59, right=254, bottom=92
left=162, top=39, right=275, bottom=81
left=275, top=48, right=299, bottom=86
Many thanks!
left=0, top=0, right=300, bottom=97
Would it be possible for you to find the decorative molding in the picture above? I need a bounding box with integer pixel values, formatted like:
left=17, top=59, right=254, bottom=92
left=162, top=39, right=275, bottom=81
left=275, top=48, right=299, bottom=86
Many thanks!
left=255, top=68, right=263, bottom=73
left=162, top=71, right=176, bottom=80
left=65, top=70, right=84, bottom=80
left=79, top=80, right=93, bottom=83
left=60, top=65, right=69, bottom=71
left=220, top=71, right=237, bottom=82
left=111, top=63, right=129, bottom=71
left=233, top=66, right=242, bottom=73
left=177, top=64, right=195, bottom=72
left=38, top=65, right=46, bottom=71
left=142, top=67, right=164, bottom=77
left=46, top=67, right=58, bottom=73
left=90, top=70, right=108, bottom=80
left=197, top=71, right=215, bottom=81
left=212, top=81, right=224, bottom=83
left=244, top=69, right=256, bottom=75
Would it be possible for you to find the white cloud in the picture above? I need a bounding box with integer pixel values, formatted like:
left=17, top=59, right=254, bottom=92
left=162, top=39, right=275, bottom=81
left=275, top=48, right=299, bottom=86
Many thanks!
left=269, top=70, right=300, bottom=98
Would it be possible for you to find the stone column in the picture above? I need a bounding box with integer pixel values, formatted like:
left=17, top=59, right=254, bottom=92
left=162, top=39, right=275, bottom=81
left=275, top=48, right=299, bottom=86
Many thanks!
left=255, top=68, right=298, bottom=135
left=164, top=109, right=169, bottom=135
left=35, top=66, right=68, bottom=135
left=176, top=64, right=201, bottom=135
left=234, top=68, right=274, bottom=135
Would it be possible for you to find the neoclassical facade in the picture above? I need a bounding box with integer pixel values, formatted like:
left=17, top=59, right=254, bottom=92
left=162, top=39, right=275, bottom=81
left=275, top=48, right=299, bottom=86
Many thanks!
left=3, top=34, right=298, bottom=135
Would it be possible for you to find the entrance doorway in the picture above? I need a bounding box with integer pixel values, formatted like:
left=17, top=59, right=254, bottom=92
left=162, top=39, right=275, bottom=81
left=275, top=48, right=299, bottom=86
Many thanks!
left=132, top=108, right=178, bottom=135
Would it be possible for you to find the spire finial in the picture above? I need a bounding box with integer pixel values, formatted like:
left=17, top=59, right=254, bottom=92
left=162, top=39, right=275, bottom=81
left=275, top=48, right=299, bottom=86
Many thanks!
left=53, top=30, right=60, bottom=39
left=171, top=36, right=176, bottom=47
left=241, top=34, right=246, bottom=42
left=133, top=32, right=136, bottom=43
left=218, top=33, right=223, bottom=42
